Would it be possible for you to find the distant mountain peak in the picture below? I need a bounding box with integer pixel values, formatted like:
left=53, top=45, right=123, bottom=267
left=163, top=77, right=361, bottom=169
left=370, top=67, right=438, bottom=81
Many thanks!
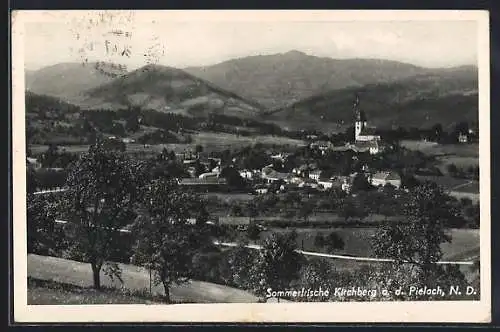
left=282, top=50, right=308, bottom=57
left=185, top=53, right=432, bottom=109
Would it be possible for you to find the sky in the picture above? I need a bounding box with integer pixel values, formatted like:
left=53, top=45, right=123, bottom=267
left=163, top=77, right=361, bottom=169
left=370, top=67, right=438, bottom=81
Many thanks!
left=22, top=12, right=479, bottom=71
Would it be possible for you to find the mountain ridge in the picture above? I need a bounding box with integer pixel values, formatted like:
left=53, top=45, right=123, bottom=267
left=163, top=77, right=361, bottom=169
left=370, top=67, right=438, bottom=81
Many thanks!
left=76, top=64, right=265, bottom=119
left=25, top=61, right=129, bottom=103
left=184, top=50, right=475, bottom=109
left=263, top=65, right=478, bottom=131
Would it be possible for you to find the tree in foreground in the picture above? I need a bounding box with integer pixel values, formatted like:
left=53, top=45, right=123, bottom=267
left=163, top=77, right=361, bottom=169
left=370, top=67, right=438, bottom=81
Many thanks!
left=131, top=178, right=213, bottom=303
left=373, top=181, right=457, bottom=269
left=226, top=244, right=259, bottom=290
left=60, top=143, right=143, bottom=289
left=294, top=259, right=335, bottom=302
left=371, top=181, right=467, bottom=299
left=250, top=231, right=304, bottom=301
left=27, top=194, right=66, bottom=256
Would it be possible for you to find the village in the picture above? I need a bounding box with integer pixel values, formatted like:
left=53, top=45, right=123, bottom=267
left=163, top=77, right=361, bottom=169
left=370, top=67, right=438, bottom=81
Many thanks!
left=27, top=93, right=479, bottom=233
left=21, top=13, right=483, bottom=307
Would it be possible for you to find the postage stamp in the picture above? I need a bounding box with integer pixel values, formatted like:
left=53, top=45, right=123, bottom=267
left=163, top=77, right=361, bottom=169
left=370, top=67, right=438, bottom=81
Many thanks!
left=11, top=10, right=491, bottom=323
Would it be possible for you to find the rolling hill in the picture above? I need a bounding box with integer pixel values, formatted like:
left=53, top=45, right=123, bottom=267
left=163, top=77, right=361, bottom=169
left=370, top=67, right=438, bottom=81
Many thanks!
left=184, top=50, right=434, bottom=109
left=25, top=62, right=129, bottom=103
left=77, top=64, right=264, bottom=119
left=263, top=65, right=478, bottom=131
left=25, top=57, right=479, bottom=132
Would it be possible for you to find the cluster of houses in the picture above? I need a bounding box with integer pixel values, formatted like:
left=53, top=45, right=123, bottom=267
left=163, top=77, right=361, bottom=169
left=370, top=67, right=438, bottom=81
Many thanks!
left=172, top=96, right=402, bottom=194
left=172, top=142, right=402, bottom=194
left=241, top=163, right=401, bottom=195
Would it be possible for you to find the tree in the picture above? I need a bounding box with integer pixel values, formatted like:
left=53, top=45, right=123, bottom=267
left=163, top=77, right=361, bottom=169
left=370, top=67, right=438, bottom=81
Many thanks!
left=314, top=232, right=344, bottom=253
left=324, top=232, right=345, bottom=252
left=27, top=194, right=66, bottom=256
left=294, top=259, right=334, bottom=302
left=283, top=191, right=302, bottom=209
left=250, top=231, right=304, bottom=299
left=297, top=201, right=314, bottom=222
left=60, top=143, right=143, bottom=289
left=220, top=166, right=246, bottom=190
left=246, top=223, right=262, bottom=241
left=447, top=163, right=458, bottom=177
left=229, top=203, right=244, bottom=217
left=464, top=203, right=480, bottom=228
left=26, top=166, right=40, bottom=194
left=102, top=138, right=126, bottom=152
left=431, top=123, right=444, bottom=142
left=226, top=245, right=259, bottom=289
left=339, top=198, right=358, bottom=222
left=351, top=173, right=372, bottom=192
left=246, top=201, right=259, bottom=218
left=125, top=109, right=140, bottom=132
left=400, top=172, right=420, bottom=190
left=131, top=178, right=212, bottom=302
left=195, top=144, right=204, bottom=154
left=372, top=181, right=458, bottom=273
left=40, top=143, right=59, bottom=168
left=314, top=233, right=326, bottom=249
left=453, top=121, right=469, bottom=136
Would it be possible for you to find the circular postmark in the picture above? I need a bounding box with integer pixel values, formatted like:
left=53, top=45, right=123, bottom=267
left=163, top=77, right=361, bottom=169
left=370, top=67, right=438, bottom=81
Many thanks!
left=67, top=11, right=166, bottom=77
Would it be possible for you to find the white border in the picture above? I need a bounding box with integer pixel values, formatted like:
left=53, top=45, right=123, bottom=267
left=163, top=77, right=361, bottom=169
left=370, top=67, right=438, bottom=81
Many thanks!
left=12, top=10, right=491, bottom=323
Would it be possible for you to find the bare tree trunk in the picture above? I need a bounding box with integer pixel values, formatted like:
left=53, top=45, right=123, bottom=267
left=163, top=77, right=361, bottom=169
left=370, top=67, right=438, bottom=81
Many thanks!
left=91, top=262, right=102, bottom=290
left=163, top=281, right=171, bottom=303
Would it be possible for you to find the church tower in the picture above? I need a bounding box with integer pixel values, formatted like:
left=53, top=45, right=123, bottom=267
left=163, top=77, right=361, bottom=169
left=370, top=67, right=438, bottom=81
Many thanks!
left=353, top=94, right=367, bottom=141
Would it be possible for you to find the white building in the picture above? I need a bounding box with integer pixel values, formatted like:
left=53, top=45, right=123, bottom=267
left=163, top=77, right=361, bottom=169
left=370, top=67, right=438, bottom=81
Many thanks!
left=26, top=157, right=41, bottom=169
left=370, top=171, right=402, bottom=189
left=239, top=170, right=253, bottom=179
left=318, top=180, right=334, bottom=190
left=122, top=138, right=135, bottom=144
left=353, top=95, right=381, bottom=150
left=341, top=180, right=352, bottom=193
left=270, top=153, right=290, bottom=162
left=309, top=170, right=322, bottom=181
left=199, top=172, right=220, bottom=179
left=458, top=133, right=469, bottom=143
left=255, top=187, right=268, bottom=195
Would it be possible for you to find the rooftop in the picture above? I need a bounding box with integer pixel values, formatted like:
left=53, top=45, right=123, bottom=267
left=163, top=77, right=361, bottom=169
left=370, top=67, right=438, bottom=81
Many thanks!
left=352, top=140, right=379, bottom=150
left=358, top=127, right=379, bottom=136
left=355, top=110, right=367, bottom=122
left=264, top=170, right=290, bottom=180
left=372, top=171, right=401, bottom=181
left=218, top=216, right=251, bottom=226
left=178, top=178, right=227, bottom=185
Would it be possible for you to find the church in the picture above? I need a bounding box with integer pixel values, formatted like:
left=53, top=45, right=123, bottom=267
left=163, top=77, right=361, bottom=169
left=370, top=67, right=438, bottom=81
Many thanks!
left=351, top=95, right=383, bottom=154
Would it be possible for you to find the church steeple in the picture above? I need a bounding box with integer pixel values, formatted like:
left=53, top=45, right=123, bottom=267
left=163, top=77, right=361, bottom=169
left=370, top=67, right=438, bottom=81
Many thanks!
left=354, top=94, right=367, bottom=141
left=353, top=94, right=367, bottom=122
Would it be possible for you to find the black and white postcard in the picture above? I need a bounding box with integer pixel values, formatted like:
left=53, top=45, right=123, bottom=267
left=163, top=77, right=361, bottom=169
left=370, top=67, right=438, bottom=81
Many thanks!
left=11, top=10, right=491, bottom=323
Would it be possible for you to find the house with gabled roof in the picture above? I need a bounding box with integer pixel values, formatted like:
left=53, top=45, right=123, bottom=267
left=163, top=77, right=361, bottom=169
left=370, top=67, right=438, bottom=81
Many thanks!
left=370, top=171, right=402, bottom=189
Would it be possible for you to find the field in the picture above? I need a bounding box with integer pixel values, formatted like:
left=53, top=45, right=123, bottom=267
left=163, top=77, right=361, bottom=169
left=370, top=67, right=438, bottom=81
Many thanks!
left=28, top=254, right=259, bottom=304
left=29, top=131, right=306, bottom=156
left=258, top=227, right=480, bottom=261
left=436, top=156, right=479, bottom=168
left=402, top=140, right=480, bottom=174
left=28, top=278, right=161, bottom=305
left=30, top=143, right=188, bottom=156
left=415, top=175, right=479, bottom=193
left=204, top=193, right=254, bottom=204
left=401, top=140, right=479, bottom=158
left=191, top=132, right=306, bottom=151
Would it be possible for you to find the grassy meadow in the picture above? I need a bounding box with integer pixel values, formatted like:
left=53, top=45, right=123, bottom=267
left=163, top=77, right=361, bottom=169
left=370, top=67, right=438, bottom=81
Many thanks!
left=29, top=131, right=306, bottom=156
left=28, top=278, right=161, bottom=305
left=400, top=140, right=479, bottom=158
left=258, top=227, right=479, bottom=261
